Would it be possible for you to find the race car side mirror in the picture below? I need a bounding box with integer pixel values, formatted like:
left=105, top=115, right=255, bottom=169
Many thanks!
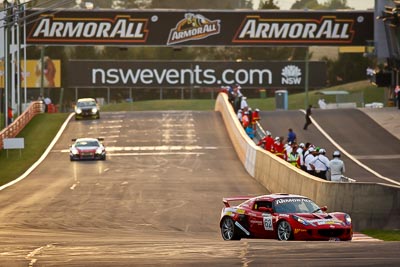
left=320, top=206, right=328, bottom=212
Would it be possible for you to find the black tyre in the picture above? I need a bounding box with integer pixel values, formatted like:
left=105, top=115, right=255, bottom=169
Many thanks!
left=277, top=220, right=293, bottom=241
left=221, top=217, right=241, bottom=241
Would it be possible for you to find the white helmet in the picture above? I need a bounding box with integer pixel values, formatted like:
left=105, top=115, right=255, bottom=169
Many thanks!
left=319, top=148, right=326, bottom=154
left=333, top=150, right=341, bottom=157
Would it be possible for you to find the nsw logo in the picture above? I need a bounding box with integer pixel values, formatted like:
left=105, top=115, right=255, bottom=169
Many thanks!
left=281, top=65, right=302, bottom=85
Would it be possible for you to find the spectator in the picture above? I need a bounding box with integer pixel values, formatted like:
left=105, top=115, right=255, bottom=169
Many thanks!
left=296, top=143, right=306, bottom=171
left=310, top=148, right=330, bottom=180
left=287, top=144, right=300, bottom=168
left=318, top=98, right=327, bottom=109
left=233, top=84, right=242, bottom=112
left=7, top=106, right=13, bottom=125
left=303, top=105, right=312, bottom=130
left=242, top=111, right=250, bottom=128
left=245, top=125, right=255, bottom=139
left=329, top=150, right=345, bottom=182
left=257, top=131, right=274, bottom=152
left=273, top=136, right=286, bottom=160
left=287, top=128, right=297, bottom=143
left=304, top=147, right=317, bottom=175
left=252, top=108, right=261, bottom=129
left=44, top=96, right=52, bottom=113
left=240, top=96, right=249, bottom=112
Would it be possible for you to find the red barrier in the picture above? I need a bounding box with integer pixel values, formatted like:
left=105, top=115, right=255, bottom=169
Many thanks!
left=0, top=101, right=43, bottom=150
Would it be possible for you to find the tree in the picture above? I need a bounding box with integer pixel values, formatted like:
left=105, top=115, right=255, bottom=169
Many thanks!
left=259, top=0, right=279, bottom=10
left=291, top=0, right=320, bottom=10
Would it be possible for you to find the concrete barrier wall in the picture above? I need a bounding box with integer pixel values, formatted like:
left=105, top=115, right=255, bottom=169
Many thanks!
left=0, top=101, right=43, bottom=150
left=215, top=92, right=400, bottom=230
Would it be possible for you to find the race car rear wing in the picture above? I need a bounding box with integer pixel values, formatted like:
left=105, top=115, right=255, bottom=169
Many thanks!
left=223, top=197, right=252, bottom=207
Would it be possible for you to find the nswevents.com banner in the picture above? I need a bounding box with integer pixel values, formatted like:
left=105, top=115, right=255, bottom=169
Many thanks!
left=66, top=60, right=327, bottom=89
left=26, top=10, right=373, bottom=46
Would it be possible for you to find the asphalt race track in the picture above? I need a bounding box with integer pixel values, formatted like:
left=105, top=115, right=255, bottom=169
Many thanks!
left=0, top=111, right=399, bottom=266
left=259, top=109, right=400, bottom=185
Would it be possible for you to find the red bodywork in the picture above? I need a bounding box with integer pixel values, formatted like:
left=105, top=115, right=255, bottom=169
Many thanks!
left=220, top=193, right=353, bottom=241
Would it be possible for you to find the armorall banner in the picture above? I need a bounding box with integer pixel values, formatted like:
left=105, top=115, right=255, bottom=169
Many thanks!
left=25, top=9, right=373, bottom=46
left=66, top=60, right=327, bottom=89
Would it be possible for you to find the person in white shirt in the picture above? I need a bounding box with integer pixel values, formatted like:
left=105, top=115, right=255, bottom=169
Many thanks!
left=296, top=143, right=305, bottom=171
left=304, top=147, right=317, bottom=175
left=310, top=148, right=330, bottom=180
left=329, top=150, right=345, bottom=182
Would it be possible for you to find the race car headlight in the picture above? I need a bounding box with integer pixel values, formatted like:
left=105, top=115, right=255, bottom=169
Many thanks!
left=344, top=214, right=352, bottom=225
left=91, top=107, right=98, bottom=113
left=71, top=148, right=79, bottom=155
left=292, top=215, right=314, bottom=226
left=75, top=108, right=82, bottom=114
left=96, top=147, right=103, bottom=154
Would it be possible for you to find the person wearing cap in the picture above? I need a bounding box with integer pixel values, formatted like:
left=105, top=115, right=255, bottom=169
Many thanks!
left=273, top=136, right=286, bottom=160
left=240, top=96, right=249, bottom=112
left=309, top=148, right=330, bottom=180
left=329, top=150, right=345, bottom=182
left=251, top=108, right=261, bottom=129
left=242, top=111, right=250, bottom=128
left=304, top=146, right=317, bottom=175
left=296, top=143, right=306, bottom=170
left=233, top=84, right=243, bottom=112
left=257, top=131, right=274, bottom=152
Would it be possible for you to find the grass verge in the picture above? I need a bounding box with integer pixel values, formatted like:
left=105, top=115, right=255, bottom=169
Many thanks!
left=361, top=229, right=400, bottom=241
left=0, top=113, right=69, bottom=185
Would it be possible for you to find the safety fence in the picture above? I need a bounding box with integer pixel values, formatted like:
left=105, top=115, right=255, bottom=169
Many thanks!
left=0, top=101, right=43, bottom=150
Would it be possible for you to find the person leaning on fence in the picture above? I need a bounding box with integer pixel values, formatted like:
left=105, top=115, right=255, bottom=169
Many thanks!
left=329, top=150, right=345, bottom=182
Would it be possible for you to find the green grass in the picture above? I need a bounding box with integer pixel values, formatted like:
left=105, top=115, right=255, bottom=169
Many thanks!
left=0, top=113, right=69, bottom=185
left=361, top=229, right=400, bottom=241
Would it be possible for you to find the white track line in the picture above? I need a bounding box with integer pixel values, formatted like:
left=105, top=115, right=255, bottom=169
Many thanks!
left=301, top=109, right=400, bottom=186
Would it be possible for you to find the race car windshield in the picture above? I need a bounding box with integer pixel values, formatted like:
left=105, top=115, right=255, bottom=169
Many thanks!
left=77, top=101, right=96, bottom=108
left=273, top=198, right=321, bottom=214
left=76, top=141, right=99, bottom=147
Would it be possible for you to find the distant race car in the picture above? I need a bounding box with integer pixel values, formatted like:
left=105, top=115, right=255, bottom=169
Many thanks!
left=69, top=138, right=106, bottom=161
left=220, top=193, right=352, bottom=241
left=74, top=98, right=100, bottom=120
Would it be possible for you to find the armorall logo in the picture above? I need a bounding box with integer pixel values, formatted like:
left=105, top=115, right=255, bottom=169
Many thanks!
left=27, top=15, right=149, bottom=43
left=167, top=13, right=221, bottom=45
left=233, top=15, right=355, bottom=44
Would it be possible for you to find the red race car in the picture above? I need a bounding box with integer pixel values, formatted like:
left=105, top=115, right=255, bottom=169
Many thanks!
left=220, top=193, right=352, bottom=241
left=69, top=138, right=106, bottom=161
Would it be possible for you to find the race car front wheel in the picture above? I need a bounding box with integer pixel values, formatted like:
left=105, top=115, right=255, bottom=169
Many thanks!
left=221, top=217, right=241, bottom=241
left=277, top=220, right=293, bottom=241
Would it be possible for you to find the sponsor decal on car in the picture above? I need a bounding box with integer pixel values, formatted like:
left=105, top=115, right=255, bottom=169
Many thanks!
left=263, top=214, right=273, bottom=231
left=294, top=228, right=307, bottom=234
left=275, top=198, right=312, bottom=205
